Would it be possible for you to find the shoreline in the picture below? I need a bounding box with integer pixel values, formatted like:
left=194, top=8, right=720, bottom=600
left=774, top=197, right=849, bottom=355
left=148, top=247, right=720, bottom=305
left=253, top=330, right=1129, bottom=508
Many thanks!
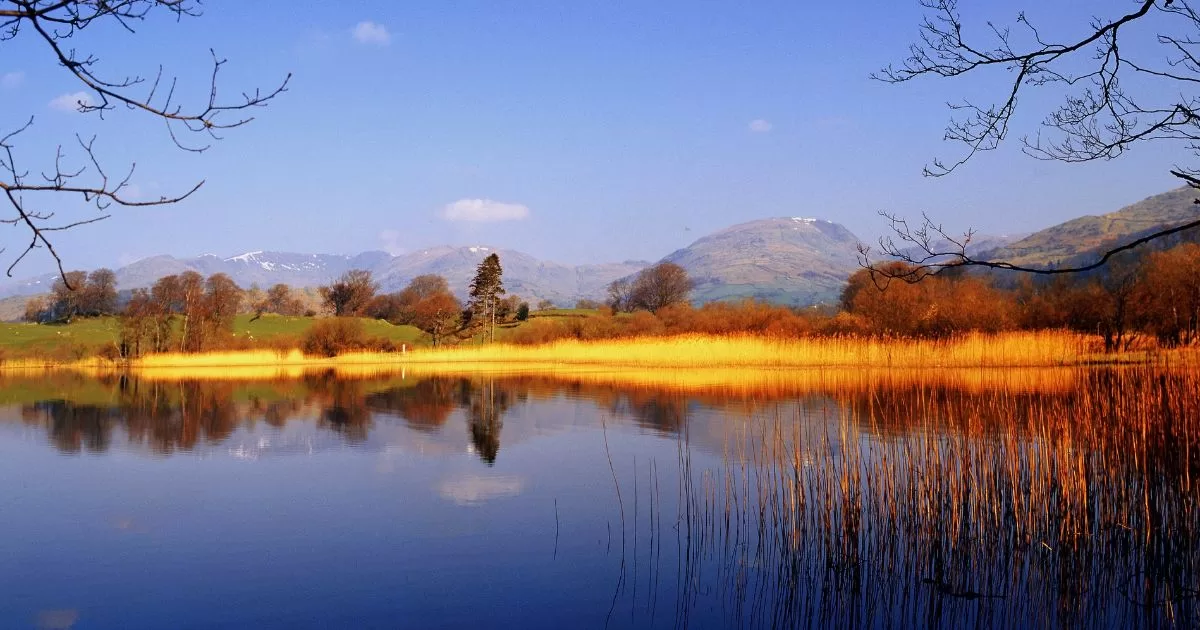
left=0, top=332, right=1191, bottom=375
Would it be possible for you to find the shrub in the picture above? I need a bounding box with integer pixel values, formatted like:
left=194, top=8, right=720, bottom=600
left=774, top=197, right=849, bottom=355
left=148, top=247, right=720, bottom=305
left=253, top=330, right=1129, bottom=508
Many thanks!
left=819, top=312, right=871, bottom=336
left=302, top=318, right=368, bottom=357
left=510, top=319, right=570, bottom=345
left=623, top=311, right=664, bottom=337
left=97, top=345, right=123, bottom=362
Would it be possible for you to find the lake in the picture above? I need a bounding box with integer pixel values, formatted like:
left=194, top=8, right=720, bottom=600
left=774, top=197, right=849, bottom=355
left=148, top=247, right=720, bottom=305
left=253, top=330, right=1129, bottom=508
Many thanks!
left=1, top=366, right=1197, bottom=629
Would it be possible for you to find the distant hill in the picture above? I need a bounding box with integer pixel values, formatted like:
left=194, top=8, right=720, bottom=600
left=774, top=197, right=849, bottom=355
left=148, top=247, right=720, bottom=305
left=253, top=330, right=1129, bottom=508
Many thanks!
left=0, top=295, right=32, bottom=323
left=0, top=248, right=651, bottom=308
left=978, top=186, right=1200, bottom=269
left=0, top=216, right=876, bottom=310
left=0, top=216, right=888, bottom=313
left=660, top=217, right=862, bottom=306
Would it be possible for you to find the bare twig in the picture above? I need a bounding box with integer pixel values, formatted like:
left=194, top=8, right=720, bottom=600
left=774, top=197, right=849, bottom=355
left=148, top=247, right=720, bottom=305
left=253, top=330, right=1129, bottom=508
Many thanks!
left=875, top=0, right=1200, bottom=276
left=0, top=0, right=288, bottom=281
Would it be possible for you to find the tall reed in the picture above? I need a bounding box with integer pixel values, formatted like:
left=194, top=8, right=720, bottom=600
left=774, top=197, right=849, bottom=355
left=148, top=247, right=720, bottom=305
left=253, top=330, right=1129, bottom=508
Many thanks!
left=631, top=365, right=1200, bottom=627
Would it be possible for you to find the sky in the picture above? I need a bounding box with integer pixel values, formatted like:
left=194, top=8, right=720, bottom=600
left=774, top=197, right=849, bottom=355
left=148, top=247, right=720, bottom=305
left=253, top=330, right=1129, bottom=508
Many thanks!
left=0, top=0, right=1195, bottom=277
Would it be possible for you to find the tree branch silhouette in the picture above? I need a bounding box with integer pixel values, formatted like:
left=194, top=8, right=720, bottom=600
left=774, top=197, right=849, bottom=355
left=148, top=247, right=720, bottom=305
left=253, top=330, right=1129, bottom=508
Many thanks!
left=0, top=0, right=289, bottom=286
left=867, top=0, right=1200, bottom=278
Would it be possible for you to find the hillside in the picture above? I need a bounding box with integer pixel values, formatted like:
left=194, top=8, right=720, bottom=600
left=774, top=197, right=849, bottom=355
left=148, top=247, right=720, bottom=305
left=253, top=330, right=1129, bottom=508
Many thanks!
left=0, top=248, right=650, bottom=308
left=979, top=186, right=1199, bottom=268
left=661, top=217, right=861, bottom=306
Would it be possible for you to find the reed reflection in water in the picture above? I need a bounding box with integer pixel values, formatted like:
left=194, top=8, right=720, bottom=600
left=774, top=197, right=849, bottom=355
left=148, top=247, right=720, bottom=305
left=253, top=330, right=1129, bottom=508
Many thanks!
left=1, top=366, right=1197, bottom=628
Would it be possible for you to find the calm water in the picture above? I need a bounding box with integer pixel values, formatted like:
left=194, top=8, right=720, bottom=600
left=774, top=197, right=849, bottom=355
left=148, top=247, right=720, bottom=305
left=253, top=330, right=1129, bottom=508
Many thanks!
left=1, top=367, right=1198, bottom=629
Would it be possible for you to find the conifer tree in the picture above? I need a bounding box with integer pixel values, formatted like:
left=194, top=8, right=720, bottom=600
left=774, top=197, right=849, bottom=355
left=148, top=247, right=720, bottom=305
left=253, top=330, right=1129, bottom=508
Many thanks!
left=468, top=253, right=505, bottom=342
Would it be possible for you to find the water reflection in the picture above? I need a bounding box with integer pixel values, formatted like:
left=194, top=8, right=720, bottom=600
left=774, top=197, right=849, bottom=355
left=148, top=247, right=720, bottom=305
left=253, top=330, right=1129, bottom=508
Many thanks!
left=365, top=377, right=456, bottom=431
left=0, top=366, right=1198, bottom=627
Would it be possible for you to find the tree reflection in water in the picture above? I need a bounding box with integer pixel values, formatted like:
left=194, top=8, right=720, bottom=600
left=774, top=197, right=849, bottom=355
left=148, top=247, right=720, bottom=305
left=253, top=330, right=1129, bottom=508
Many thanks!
left=457, top=378, right=514, bottom=465
left=305, top=371, right=372, bottom=444
left=365, top=377, right=458, bottom=433
left=4, top=367, right=1200, bottom=625
left=21, top=402, right=118, bottom=454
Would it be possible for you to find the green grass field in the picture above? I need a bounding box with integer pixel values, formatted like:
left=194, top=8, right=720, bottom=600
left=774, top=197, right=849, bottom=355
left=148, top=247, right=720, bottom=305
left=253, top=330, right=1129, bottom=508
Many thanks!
left=0, top=308, right=601, bottom=362
left=0, top=317, right=121, bottom=361
left=0, top=314, right=427, bottom=362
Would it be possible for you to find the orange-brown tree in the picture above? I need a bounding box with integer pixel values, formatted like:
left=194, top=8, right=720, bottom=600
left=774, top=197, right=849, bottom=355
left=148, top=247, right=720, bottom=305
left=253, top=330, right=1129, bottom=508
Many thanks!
left=841, top=263, right=1015, bottom=337
left=395, top=275, right=461, bottom=346
left=1132, top=243, right=1200, bottom=345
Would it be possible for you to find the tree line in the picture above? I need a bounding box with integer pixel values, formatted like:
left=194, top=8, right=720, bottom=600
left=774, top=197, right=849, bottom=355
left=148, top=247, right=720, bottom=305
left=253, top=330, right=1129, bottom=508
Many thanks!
left=840, top=241, right=1200, bottom=350
left=25, top=239, right=1200, bottom=357
left=120, top=272, right=244, bottom=355
left=24, top=269, right=119, bottom=323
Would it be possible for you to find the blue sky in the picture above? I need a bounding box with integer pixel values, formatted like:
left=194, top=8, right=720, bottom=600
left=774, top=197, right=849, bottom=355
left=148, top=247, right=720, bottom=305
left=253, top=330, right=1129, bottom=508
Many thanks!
left=0, top=0, right=1193, bottom=276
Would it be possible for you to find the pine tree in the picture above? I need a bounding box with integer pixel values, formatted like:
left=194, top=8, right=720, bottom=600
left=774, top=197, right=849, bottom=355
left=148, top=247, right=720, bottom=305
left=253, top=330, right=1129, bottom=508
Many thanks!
left=468, top=253, right=505, bottom=342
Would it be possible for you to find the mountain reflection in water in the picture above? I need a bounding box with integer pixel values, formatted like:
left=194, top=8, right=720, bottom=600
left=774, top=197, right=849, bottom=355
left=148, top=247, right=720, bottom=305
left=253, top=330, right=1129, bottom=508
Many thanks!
left=0, top=366, right=1197, bottom=628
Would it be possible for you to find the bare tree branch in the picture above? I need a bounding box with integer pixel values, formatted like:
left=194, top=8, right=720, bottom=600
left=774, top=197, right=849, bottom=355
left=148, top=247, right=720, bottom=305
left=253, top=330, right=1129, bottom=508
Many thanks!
left=873, top=0, right=1200, bottom=276
left=0, top=0, right=289, bottom=285
left=858, top=205, right=1200, bottom=281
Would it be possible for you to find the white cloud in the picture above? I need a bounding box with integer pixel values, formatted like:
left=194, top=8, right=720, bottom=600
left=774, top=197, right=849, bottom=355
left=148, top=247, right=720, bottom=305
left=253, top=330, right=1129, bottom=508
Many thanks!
left=438, top=475, right=525, bottom=506
left=352, top=21, right=391, bottom=46
left=1, top=71, right=23, bottom=89
left=441, top=198, right=531, bottom=222
left=748, top=119, right=773, bottom=133
left=48, top=91, right=94, bottom=113
left=379, top=229, right=404, bottom=255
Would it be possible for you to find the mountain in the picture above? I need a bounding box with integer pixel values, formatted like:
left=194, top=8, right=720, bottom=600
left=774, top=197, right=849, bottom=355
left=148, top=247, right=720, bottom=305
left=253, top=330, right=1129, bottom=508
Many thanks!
left=660, top=217, right=862, bottom=306
left=977, top=186, right=1199, bottom=269
left=0, top=247, right=651, bottom=308
left=0, top=295, right=28, bottom=322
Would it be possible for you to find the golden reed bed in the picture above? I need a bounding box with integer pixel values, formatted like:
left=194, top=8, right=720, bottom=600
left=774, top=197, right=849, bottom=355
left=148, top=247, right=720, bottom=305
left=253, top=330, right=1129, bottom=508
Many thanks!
left=2, top=331, right=1194, bottom=379
left=0, top=331, right=1190, bottom=399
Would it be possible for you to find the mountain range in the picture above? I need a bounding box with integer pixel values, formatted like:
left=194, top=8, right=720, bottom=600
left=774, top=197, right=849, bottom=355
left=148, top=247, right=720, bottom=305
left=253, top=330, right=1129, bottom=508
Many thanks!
left=0, top=247, right=652, bottom=308
left=0, top=217, right=872, bottom=309
left=1, top=186, right=1197, bottom=320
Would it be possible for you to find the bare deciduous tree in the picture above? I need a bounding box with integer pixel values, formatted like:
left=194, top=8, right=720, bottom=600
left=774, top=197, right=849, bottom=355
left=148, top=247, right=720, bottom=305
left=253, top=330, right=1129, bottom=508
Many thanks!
left=606, top=277, right=634, bottom=314
left=259, top=283, right=304, bottom=317
left=0, top=0, right=288, bottom=283
left=81, top=268, right=117, bottom=315
left=122, top=271, right=244, bottom=355
left=629, top=262, right=692, bottom=313
left=866, top=0, right=1200, bottom=278
left=320, top=269, right=378, bottom=317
